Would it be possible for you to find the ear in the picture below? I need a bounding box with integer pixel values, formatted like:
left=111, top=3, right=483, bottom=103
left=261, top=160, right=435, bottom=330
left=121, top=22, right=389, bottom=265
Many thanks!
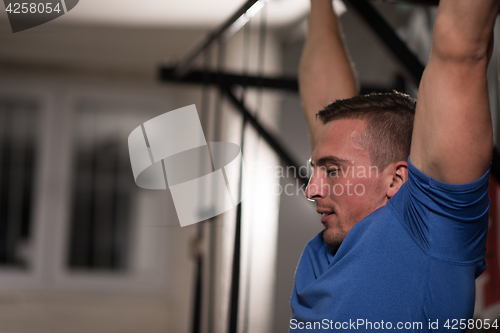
left=386, top=161, right=408, bottom=199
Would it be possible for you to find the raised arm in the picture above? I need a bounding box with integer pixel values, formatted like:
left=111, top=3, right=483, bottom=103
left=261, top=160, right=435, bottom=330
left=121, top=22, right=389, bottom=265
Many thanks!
left=410, top=0, right=499, bottom=184
left=299, top=0, right=358, bottom=152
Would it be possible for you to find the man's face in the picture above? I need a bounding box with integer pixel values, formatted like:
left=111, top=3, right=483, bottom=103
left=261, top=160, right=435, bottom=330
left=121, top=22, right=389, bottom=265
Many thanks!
left=306, top=118, right=388, bottom=248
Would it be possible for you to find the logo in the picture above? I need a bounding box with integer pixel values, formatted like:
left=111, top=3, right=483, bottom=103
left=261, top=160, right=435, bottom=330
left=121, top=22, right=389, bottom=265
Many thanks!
left=3, top=0, right=79, bottom=33
left=128, top=105, right=245, bottom=227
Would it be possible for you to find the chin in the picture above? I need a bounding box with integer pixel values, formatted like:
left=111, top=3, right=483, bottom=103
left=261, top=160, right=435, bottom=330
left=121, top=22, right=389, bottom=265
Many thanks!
left=322, top=228, right=346, bottom=249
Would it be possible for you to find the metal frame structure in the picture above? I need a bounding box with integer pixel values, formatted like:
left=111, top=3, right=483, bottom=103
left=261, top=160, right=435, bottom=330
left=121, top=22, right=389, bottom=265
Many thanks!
left=159, top=1, right=499, bottom=332
left=172, top=0, right=261, bottom=78
left=160, top=67, right=298, bottom=92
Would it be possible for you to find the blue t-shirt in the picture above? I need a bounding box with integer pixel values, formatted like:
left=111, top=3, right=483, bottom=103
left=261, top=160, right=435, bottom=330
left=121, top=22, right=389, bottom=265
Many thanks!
left=290, top=159, right=490, bottom=332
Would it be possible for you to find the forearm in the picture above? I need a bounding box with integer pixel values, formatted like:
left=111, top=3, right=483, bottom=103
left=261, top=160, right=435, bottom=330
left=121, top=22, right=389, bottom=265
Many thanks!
left=299, top=0, right=358, bottom=151
left=432, top=0, right=499, bottom=62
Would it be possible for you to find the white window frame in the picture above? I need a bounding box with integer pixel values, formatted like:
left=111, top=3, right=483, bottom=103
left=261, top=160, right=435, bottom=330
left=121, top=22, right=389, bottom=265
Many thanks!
left=0, top=76, right=194, bottom=296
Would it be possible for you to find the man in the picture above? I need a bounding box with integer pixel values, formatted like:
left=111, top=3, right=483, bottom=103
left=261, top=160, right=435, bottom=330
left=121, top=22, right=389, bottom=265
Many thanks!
left=290, top=0, right=499, bottom=332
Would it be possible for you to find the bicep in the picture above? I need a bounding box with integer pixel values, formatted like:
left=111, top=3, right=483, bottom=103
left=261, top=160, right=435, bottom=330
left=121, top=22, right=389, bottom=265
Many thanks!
left=409, top=55, right=492, bottom=184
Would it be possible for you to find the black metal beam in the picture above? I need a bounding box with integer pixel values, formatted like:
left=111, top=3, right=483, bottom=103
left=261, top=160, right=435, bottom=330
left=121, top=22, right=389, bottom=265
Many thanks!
left=171, top=0, right=260, bottom=78
left=228, top=112, right=247, bottom=333
left=191, top=254, right=202, bottom=333
left=228, top=203, right=242, bottom=333
left=346, top=0, right=425, bottom=86
left=160, top=66, right=298, bottom=92
left=222, top=87, right=308, bottom=186
left=161, top=65, right=400, bottom=95
left=379, top=0, right=439, bottom=5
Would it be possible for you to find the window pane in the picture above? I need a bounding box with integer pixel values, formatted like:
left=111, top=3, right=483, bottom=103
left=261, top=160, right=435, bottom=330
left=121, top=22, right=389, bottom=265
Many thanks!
left=68, top=101, right=141, bottom=271
left=0, top=96, right=39, bottom=269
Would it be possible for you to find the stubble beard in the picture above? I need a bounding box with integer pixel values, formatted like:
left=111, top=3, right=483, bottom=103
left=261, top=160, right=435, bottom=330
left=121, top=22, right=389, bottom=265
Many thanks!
left=322, top=225, right=347, bottom=249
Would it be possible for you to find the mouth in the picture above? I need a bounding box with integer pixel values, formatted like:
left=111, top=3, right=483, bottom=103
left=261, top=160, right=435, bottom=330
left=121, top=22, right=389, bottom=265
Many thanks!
left=318, top=210, right=335, bottom=223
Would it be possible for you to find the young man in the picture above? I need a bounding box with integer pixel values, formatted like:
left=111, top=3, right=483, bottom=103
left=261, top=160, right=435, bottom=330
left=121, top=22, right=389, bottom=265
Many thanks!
left=290, top=0, right=500, bottom=331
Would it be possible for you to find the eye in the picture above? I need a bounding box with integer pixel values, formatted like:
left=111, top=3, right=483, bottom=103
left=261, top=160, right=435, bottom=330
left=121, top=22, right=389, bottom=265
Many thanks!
left=328, top=168, right=339, bottom=178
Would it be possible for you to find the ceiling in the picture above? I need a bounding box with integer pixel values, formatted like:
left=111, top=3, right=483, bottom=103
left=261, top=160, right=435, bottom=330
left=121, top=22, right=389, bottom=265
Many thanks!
left=56, top=0, right=312, bottom=28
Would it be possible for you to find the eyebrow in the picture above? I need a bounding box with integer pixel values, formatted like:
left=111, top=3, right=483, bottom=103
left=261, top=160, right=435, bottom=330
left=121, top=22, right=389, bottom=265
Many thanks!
left=309, top=156, right=351, bottom=168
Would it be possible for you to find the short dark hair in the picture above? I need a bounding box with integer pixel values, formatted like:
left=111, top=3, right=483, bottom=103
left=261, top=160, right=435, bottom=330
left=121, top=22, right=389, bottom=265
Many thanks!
left=317, top=91, right=416, bottom=170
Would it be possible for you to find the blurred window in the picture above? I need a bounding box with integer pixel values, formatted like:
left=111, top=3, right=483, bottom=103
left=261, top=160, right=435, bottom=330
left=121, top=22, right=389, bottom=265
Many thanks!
left=68, top=102, right=138, bottom=271
left=0, top=96, right=39, bottom=268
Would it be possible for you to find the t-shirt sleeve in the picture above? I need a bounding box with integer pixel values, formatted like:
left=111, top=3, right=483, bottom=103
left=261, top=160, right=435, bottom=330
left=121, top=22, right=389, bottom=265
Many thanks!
left=389, top=158, right=490, bottom=264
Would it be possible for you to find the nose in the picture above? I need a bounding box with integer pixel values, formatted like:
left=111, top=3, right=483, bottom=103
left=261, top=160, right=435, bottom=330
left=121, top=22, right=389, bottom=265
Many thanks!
left=305, top=167, right=326, bottom=201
